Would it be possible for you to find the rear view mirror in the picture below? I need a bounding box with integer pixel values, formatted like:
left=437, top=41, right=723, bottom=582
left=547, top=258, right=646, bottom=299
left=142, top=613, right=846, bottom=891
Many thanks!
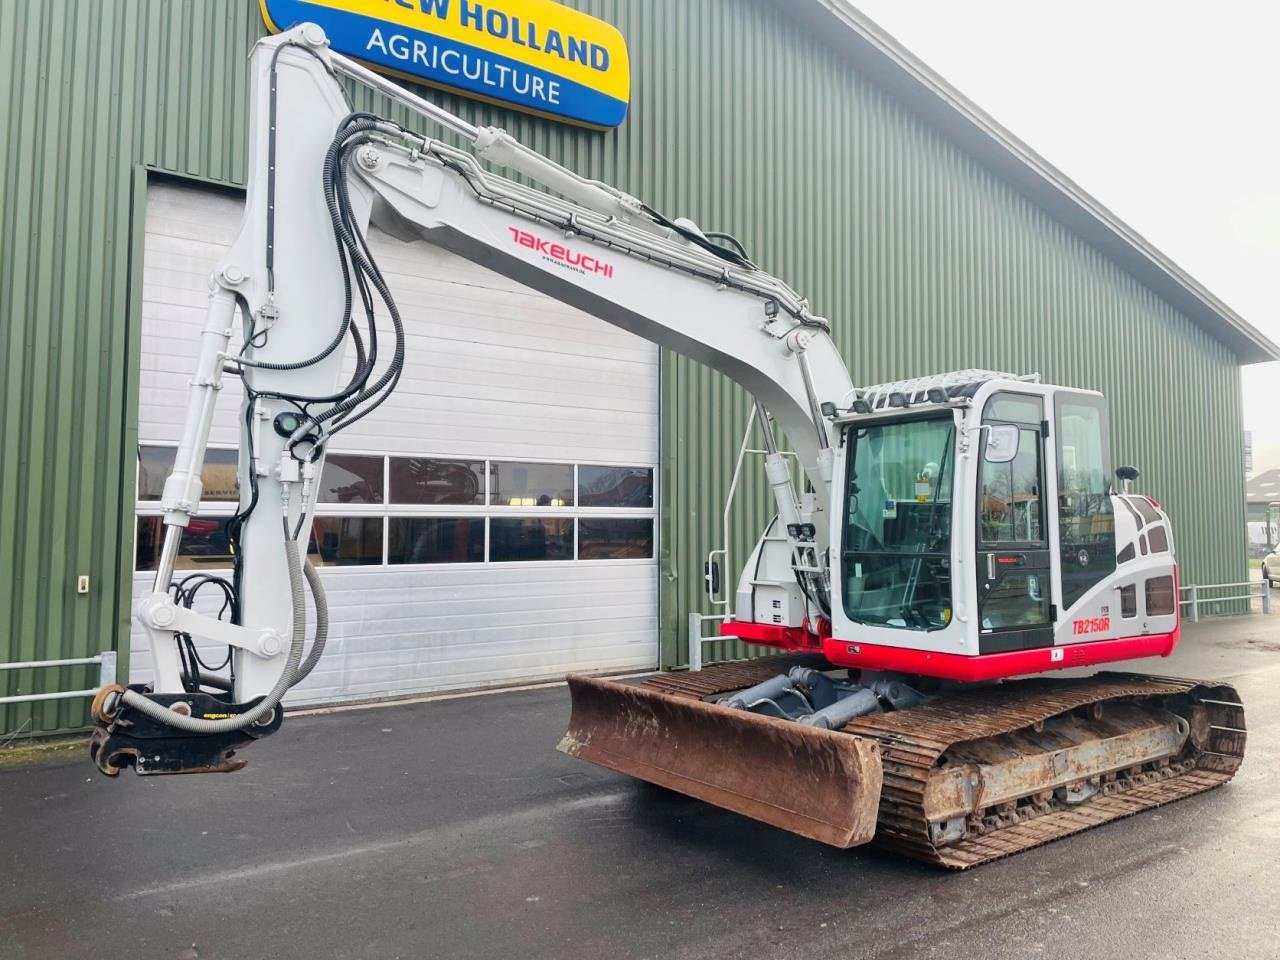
left=984, top=424, right=1020, bottom=463
left=704, top=560, right=721, bottom=597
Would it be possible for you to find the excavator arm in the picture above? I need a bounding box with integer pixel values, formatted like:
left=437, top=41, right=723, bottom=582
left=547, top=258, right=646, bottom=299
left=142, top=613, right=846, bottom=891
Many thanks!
left=90, top=24, right=852, bottom=774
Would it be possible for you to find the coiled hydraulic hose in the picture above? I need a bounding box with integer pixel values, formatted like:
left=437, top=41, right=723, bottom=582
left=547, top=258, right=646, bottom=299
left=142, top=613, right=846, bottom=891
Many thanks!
left=292, top=558, right=329, bottom=685
left=116, top=527, right=323, bottom=733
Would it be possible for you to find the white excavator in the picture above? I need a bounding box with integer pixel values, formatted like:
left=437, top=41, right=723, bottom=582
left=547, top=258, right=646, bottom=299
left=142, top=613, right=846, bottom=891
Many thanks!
left=90, top=25, right=1245, bottom=868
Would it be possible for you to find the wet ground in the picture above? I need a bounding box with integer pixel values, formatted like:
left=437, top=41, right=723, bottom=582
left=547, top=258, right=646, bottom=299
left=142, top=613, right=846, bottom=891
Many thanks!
left=2, top=616, right=1277, bottom=959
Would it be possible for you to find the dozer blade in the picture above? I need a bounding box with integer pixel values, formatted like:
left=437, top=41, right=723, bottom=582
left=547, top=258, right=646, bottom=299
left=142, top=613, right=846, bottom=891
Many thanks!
left=559, top=673, right=883, bottom=848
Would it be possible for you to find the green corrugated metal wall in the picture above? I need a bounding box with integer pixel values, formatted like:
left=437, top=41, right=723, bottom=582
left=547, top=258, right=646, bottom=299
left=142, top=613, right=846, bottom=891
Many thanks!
left=0, top=0, right=1247, bottom=734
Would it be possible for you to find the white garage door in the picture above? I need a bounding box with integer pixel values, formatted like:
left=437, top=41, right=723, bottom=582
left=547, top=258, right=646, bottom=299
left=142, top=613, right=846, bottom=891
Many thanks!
left=130, top=180, right=660, bottom=703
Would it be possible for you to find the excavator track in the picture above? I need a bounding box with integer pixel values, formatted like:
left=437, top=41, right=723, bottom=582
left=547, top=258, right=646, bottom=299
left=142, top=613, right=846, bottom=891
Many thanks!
left=621, top=660, right=1245, bottom=869
left=844, top=672, right=1245, bottom=868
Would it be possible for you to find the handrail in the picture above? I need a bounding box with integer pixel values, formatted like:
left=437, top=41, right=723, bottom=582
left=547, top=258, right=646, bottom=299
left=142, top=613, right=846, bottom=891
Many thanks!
left=1180, top=579, right=1270, bottom=621
left=0, top=652, right=117, bottom=706
left=688, top=613, right=741, bottom=672
left=704, top=402, right=800, bottom=610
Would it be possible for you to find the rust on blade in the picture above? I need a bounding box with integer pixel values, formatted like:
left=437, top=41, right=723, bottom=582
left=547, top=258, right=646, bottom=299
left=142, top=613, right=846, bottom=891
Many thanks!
left=560, top=673, right=883, bottom=848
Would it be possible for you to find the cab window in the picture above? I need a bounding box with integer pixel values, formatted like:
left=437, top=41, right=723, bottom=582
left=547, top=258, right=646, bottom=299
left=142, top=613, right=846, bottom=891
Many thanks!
left=843, top=416, right=954, bottom=631
left=979, top=394, right=1044, bottom=546
left=1056, top=394, right=1116, bottom=609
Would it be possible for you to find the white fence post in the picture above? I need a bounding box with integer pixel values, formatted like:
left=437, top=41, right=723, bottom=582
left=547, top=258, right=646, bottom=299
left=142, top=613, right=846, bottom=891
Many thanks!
left=687, top=612, right=703, bottom=673
left=97, top=650, right=118, bottom=689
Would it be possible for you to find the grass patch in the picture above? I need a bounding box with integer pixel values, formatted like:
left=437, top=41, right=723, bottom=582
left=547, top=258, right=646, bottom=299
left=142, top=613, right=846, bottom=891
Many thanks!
left=0, top=736, right=88, bottom=771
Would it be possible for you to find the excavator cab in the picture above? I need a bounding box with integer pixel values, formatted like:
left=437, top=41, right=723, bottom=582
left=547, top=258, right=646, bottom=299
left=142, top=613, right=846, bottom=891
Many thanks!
left=713, top=371, right=1178, bottom=678
left=821, top=373, right=1177, bottom=677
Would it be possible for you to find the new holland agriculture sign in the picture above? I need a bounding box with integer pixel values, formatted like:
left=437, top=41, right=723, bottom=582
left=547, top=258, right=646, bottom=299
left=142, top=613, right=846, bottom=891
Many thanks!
left=260, top=0, right=631, bottom=128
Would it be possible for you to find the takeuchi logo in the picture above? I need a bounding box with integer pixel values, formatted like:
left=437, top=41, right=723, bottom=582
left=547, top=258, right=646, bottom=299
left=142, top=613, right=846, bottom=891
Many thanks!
left=509, top=227, right=615, bottom=278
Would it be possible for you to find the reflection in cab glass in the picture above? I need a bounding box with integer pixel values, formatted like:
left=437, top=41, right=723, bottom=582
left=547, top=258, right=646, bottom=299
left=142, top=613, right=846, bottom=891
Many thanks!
left=979, top=427, right=1042, bottom=544
left=843, top=417, right=954, bottom=630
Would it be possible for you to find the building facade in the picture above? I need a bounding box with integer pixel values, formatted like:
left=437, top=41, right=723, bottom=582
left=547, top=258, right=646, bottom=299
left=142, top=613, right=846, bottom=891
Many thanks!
left=2, top=0, right=1274, bottom=736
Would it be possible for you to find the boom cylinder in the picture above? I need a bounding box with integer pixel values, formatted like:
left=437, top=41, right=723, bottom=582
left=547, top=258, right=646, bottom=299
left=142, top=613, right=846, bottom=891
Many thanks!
left=755, top=401, right=804, bottom=530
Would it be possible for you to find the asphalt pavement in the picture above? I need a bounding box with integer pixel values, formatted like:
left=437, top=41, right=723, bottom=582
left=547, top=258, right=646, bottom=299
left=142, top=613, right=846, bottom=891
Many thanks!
left=2, top=616, right=1278, bottom=960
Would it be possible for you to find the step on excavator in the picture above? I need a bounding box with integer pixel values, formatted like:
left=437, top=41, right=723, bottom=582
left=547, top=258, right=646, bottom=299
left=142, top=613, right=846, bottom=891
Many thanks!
left=90, top=26, right=1245, bottom=869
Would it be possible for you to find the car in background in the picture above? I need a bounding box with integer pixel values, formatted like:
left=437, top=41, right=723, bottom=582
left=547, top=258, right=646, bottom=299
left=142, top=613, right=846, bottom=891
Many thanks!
left=1263, top=545, right=1280, bottom=589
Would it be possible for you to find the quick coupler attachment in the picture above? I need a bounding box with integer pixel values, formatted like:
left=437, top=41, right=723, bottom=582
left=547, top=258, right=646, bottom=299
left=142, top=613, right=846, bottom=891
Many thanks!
left=89, top=684, right=283, bottom=776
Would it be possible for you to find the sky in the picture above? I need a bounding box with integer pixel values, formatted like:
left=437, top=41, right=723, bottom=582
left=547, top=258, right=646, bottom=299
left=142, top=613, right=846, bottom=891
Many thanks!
left=853, top=0, right=1280, bottom=466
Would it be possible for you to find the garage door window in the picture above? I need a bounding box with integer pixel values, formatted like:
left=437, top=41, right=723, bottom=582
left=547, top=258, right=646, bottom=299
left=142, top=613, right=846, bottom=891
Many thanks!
left=135, top=514, right=235, bottom=571
left=578, top=465, right=654, bottom=508
left=138, top=447, right=240, bottom=502
left=319, top=454, right=385, bottom=504
left=490, top=517, right=575, bottom=561
left=136, top=447, right=654, bottom=569
left=493, top=461, right=573, bottom=507
left=388, top=517, right=485, bottom=564
left=309, top=516, right=383, bottom=566
left=579, top=517, right=655, bottom=559
left=390, top=457, right=486, bottom=505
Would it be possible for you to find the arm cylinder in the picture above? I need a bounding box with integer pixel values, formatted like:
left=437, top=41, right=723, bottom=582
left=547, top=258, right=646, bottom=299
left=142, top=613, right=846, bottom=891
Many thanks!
left=154, top=284, right=239, bottom=587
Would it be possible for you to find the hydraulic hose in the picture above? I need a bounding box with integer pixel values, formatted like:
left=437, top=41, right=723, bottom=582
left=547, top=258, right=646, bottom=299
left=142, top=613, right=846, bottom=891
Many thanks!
left=291, top=558, right=329, bottom=685
left=117, top=528, right=310, bottom=733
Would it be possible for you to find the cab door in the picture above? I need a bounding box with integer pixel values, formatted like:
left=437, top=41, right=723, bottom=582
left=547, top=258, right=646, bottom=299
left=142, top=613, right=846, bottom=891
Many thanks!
left=975, top=393, right=1054, bottom=653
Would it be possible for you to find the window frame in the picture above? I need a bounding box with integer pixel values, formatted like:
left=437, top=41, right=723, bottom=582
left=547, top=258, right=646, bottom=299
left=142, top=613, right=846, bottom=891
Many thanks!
left=972, top=392, right=1054, bottom=640
left=841, top=412, right=957, bottom=633
left=133, top=445, right=657, bottom=572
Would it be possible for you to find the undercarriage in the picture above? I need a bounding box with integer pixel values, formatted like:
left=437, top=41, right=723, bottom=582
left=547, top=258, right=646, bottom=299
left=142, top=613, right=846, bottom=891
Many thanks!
left=560, top=656, right=1246, bottom=868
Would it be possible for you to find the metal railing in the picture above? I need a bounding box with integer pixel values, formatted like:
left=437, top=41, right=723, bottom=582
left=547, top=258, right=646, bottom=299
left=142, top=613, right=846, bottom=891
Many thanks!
left=689, top=612, right=745, bottom=672
left=0, top=652, right=117, bottom=706
left=1180, top=581, right=1269, bottom=621
left=703, top=402, right=800, bottom=611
